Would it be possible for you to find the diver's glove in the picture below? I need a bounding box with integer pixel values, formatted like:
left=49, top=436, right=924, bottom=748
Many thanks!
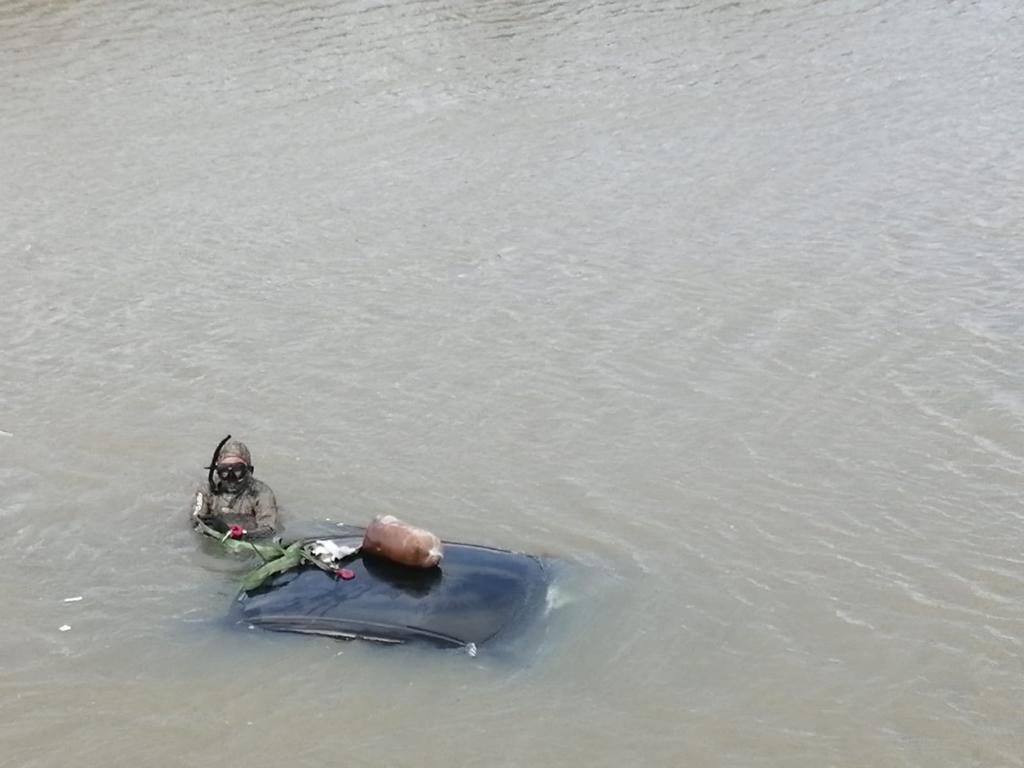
left=227, top=525, right=246, bottom=539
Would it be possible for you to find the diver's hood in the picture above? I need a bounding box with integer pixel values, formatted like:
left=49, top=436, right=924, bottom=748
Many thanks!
left=217, top=439, right=252, bottom=465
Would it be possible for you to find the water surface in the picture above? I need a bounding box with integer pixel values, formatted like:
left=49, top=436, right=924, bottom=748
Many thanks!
left=2, top=1, right=1023, bottom=766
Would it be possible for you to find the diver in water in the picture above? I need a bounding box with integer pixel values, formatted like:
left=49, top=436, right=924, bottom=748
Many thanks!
left=191, top=436, right=279, bottom=539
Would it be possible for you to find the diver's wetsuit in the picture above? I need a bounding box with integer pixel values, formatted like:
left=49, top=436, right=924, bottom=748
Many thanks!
left=192, top=478, right=278, bottom=538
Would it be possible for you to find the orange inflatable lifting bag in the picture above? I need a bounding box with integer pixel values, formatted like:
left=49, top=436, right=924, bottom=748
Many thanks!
left=362, top=515, right=444, bottom=568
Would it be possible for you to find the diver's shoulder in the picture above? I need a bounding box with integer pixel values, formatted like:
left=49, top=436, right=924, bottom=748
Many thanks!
left=249, top=477, right=275, bottom=494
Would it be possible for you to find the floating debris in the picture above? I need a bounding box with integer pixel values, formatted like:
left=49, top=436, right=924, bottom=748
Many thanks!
left=59, top=625, right=71, bottom=632
left=63, top=596, right=83, bottom=603
left=308, top=539, right=358, bottom=566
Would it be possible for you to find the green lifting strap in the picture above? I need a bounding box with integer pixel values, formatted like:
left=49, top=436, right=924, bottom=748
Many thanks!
left=193, top=515, right=356, bottom=591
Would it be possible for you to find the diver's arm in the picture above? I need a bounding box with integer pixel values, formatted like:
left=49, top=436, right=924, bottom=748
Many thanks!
left=190, top=488, right=212, bottom=522
left=246, top=485, right=279, bottom=538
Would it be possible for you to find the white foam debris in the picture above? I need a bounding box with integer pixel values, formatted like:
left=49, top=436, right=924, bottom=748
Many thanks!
left=63, top=596, right=83, bottom=603
left=0, top=429, right=12, bottom=437
left=59, top=625, right=71, bottom=632
left=308, top=540, right=358, bottom=565
left=465, top=643, right=477, bottom=657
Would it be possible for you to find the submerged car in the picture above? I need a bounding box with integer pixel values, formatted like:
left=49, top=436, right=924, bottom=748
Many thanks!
left=227, top=527, right=555, bottom=653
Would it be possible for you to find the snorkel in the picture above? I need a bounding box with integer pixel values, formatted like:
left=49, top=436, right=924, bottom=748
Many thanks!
left=207, top=434, right=232, bottom=494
